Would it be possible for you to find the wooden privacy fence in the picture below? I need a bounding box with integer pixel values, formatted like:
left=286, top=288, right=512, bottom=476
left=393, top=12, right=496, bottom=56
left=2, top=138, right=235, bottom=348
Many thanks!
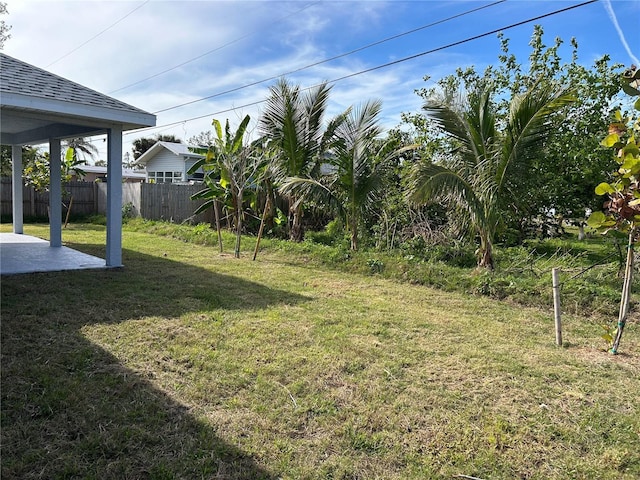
left=97, top=183, right=212, bottom=224
left=2, top=178, right=212, bottom=225
left=1, top=178, right=98, bottom=218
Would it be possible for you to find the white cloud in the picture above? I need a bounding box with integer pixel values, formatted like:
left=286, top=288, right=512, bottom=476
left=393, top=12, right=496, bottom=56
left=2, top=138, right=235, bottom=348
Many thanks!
left=4, top=0, right=638, bottom=161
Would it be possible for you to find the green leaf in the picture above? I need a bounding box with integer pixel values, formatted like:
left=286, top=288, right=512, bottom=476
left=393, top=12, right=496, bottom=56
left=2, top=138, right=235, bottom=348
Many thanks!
left=273, top=207, right=287, bottom=226
left=622, top=142, right=639, bottom=158
left=65, top=147, right=74, bottom=161
left=231, top=115, right=251, bottom=154
left=601, top=133, right=619, bottom=148
left=187, top=158, right=207, bottom=174
left=212, top=119, right=223, bottom=141
left=594, top=182, right=614, bottom=195
left=219, top=171, right=230, bottom=189
left=634, top=97, right=640, bottom=112
left=193, top=199, right=215, bottom=215
left=586, top=211, right=607, bottom=228
left=622, top=81, right=640, bottom=97
left=621, top=156, right=640, bottom=173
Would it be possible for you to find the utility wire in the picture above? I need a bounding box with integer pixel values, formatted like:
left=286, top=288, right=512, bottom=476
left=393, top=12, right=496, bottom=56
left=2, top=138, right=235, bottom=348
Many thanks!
left=324, top=0, right=598, bottom=86
left=109, top=1, right=321, bottom=94
left=125, top=0, right=598, bottom=137
left=151, top=0, right=506, bottom=114
left=46, top=0, right=150, bottom=68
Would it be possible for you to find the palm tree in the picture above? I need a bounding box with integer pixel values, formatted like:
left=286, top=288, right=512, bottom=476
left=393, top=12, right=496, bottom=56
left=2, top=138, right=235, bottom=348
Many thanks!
left=259, top=78, right=336, bottom=242
left=63, top=137, right=98, bottom=162
left=281, top=100, right=408, bottom=250
left=407, top=81, right=575, bottom=269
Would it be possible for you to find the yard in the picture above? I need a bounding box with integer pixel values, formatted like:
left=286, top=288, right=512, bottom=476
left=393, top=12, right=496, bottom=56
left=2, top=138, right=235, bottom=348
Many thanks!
left=1, top=223, right=639, bottom=479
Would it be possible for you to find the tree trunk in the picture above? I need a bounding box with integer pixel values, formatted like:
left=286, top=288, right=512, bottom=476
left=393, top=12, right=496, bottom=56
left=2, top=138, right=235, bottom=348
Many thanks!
left=234, top=190, right=243, bottom=258
left=349, top=215, right=358, bottom=251
left=577, top=223, right=586, bottom=241
left=477, top=233, right=494, bottom=270
left=290, top=201, right=304, bottom=242
left=265, top=181, right=276, bottom=232
left=350, top=226, right=358, bottom=251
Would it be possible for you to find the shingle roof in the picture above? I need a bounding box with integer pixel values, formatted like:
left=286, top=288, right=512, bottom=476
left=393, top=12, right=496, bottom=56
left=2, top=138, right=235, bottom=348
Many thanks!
left=158, top=141, right=203, bottom=156
left=135, top=141, right=204, bottom=165
left=0, top=53, right=150, bottom=116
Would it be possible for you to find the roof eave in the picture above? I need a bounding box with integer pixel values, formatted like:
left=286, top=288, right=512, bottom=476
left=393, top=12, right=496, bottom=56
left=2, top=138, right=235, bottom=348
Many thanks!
left=1, top=92, right=156, bottom=130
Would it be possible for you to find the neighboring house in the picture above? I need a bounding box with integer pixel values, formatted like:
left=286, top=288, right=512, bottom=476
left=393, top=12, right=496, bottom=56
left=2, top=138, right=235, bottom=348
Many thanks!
left=70, top=165, right=146, bottom=183
left=135, top=141, right=205, bottom=183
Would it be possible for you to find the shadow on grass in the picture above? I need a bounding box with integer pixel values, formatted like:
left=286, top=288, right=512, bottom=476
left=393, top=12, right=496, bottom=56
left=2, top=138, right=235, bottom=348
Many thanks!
left=1, top=248, right=305, bottom=479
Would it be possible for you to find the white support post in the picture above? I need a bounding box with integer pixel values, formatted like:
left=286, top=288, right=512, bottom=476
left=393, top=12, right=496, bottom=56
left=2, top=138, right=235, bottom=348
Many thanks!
left=11, top=145, right=23, bottom=234
left=49, top=139, right=62, bottom=247
left=106, top=125, right=123, bottom=267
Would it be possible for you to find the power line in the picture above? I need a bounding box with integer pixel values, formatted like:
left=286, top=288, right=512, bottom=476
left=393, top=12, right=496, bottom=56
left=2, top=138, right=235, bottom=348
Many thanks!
left=108, top=1, right=321, bottom=94
left=125, top=0, right=598, bottom=138
left=46, top=1, right=150, bottom=68
left=151, top=0, right=506, bottom=115
left=324, top=0, right=598, bottom=85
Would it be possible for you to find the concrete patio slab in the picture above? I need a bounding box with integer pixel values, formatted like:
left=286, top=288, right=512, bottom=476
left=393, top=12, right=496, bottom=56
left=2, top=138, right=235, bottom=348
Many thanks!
left=0, top=233, right=107, bottom=275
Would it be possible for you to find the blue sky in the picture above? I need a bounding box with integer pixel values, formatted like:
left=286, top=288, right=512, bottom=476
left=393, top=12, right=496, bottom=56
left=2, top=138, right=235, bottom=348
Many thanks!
left=4, top=0, right=640, bottom=162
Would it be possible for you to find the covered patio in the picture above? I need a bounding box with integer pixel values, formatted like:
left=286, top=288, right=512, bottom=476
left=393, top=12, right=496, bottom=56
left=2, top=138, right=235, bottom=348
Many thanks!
left=0, top=53, right=156, bottom=275
left=0, top=233, right=106, bottom=275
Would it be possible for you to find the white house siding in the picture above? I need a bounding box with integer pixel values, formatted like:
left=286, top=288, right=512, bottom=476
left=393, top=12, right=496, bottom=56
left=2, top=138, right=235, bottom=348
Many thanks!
left=145, top=150, right=185, bottom=182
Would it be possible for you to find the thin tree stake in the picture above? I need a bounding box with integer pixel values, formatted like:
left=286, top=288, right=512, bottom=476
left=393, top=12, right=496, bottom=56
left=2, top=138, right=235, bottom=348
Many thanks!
left=552, top=267, right=562, bottom=346
left=253, top=197, right=270, bottom=261
left=611, top=229, right=635, bottom=354
left=64, top=196, right=73, bottom=228
left=213, top=199, right=223, bottom=253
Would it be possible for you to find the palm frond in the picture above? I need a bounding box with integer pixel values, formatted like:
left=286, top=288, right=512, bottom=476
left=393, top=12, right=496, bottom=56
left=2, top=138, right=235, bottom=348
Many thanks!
left=496, top=83, right=575, bottom=189
left=279, top=176, right=338, bottom=213
left=407, top=160, right=487, bottom=229
left=259, top=78, right=330, bottom=180
left=423, top=95, right=488, bottom=168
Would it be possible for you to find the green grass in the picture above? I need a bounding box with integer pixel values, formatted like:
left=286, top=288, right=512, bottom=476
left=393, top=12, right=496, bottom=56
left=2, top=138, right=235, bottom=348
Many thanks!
left=1, top=222, right=639, bottom=479
left=124, top=218, right=630, bottom=318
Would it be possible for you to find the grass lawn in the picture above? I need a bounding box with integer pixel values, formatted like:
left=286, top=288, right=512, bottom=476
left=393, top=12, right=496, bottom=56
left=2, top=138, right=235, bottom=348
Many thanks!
left=1, top=223, right=639, bottom=479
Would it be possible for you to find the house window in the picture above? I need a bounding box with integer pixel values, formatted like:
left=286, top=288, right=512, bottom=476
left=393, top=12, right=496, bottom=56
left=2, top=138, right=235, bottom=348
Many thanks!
left=148, top=171, right=183, bottom=183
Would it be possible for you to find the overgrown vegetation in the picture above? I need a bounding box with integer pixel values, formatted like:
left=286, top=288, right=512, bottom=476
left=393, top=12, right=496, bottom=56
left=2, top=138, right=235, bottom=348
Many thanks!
left=1, top=222, right=638, bottom=479
left=122, top=217, right=632, bottom=320
left=165, top=26, right=625, bottom=274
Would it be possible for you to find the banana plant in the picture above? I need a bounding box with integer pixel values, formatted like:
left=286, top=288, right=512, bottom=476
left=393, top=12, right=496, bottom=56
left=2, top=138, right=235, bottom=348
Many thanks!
left=189, top=115, right=267, bottom=258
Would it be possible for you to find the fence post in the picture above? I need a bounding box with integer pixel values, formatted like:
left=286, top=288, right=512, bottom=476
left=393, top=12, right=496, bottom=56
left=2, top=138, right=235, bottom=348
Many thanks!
left=552, top=268, right=562, bottom=346
left=30, top=186, right=35, bottom=217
